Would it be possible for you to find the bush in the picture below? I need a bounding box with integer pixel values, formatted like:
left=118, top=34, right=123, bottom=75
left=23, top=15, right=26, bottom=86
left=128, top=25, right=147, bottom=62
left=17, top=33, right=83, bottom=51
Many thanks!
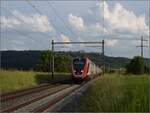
left=126, top=56, right=144, bottom=75
left=144, top=66, right=149, bottom=74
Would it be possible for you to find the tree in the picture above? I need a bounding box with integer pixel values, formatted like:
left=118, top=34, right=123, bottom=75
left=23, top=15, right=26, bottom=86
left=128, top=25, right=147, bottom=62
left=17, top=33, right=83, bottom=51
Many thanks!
left=54, top=55, right=72, bottom=72
left=144, top=66, right=149, bottom=74
left=37, top=50, right=52, bottom=72
left=37, top=51, right=72, bottom=72
left=126, top=56, right=144, bottom=75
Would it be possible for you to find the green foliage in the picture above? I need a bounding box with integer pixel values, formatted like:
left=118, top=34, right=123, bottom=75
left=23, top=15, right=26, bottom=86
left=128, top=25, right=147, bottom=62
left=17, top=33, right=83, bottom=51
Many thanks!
left=77, top=74, right=149, bottom=112
left=1, top=51, right=42, bottom=70
left=144, top=66, right=149, bottom=73
left=54, top=55, right=72, bottom=72
left=37, top=51, right=72, bottom=72
left=126, top=56, right=145, bottom=74
left=37, top=50, right=52, bottom=72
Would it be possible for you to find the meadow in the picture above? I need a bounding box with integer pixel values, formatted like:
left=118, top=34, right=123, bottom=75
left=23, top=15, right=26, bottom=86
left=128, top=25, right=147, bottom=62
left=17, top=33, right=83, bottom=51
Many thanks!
left=77, top=74, right=149, bottom=112
left=0, top=70, right=70, bottom=93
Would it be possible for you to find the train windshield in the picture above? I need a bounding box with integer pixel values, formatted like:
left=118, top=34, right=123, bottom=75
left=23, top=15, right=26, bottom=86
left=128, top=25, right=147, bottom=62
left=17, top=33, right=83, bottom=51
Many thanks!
left=73, top=58, right=86, bottom=70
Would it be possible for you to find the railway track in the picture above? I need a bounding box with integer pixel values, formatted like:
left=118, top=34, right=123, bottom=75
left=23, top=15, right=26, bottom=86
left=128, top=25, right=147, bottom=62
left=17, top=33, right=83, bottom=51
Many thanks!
left=0, top=79, right=84, bottom=113
left=1, top=83, right=58, bottom=102
left=1, top=78, right=72, bottom=102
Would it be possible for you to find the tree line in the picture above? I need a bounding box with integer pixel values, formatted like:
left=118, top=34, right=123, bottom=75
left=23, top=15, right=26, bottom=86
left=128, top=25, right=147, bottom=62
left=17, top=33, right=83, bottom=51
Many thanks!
left=37, top=51, right=149, bottom=75
left=1, top=50, right=149, bottom=74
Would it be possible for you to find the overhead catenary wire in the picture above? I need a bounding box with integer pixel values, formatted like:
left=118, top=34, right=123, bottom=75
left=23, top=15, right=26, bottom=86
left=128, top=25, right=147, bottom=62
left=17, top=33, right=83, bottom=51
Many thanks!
left=2, top=24, right=46, bottom=49
left=1, top=7, right=48, bottom=46
left=2, top=26, right=46, bottom=49
left=99, top=0, right=149, bottom=42
left=2, top=7, right=49, bottom=40
left=100, top=0, right=149, bottom=60
left=47, top=1, right=79, bottom=39
left=44, top=1, right=69, bottom=37
left=26, top=0, right=63, bottom=50
left=25, top=0, right=51, bottom=38
left=28, top=0, right=71, bottom=41
left=107, top=37, right=148, bottom=41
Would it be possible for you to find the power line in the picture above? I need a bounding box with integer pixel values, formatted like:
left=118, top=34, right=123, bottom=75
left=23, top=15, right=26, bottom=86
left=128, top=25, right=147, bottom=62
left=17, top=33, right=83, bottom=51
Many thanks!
left=30, top=0, right=69, bottom=39
left=25, top=0, right=51, bottom=37
left=45, top=1, right=69, bottom=37
left=2, top=26, right=45, bottom=48
left=108, top=37, right=148, bottom=41
left=12, top=29, right=46, bottom=47
left=2, top=7, right=49, bottom=42
left=26, top=0, right=65, bottom=49
left=2, top=7, right=49, bottom=46
left=47, top=1, right=79, bottom=38
left=100, top=0, right=149, bottom=43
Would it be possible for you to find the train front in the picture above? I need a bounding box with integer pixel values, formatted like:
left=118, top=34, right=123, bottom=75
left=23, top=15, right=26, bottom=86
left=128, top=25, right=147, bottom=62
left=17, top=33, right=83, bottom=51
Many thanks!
left=72, top=58, right=86, bottom=81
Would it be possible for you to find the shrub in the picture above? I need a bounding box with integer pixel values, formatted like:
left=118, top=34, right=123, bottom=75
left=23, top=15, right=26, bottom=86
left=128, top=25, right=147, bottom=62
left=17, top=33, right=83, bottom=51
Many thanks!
left=126, top=56, right=144, bottom=75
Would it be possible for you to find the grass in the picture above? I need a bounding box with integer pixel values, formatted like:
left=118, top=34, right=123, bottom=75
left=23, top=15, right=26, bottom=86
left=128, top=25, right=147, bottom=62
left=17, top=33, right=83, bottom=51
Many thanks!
left=0, top=70, right=71, bottom=93
left=77, top=74, right=149, bottom=112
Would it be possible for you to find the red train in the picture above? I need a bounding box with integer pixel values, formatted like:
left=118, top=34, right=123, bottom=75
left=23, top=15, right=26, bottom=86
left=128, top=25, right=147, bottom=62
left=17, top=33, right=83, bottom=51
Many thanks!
left=72, top=57, right=102, bottom=81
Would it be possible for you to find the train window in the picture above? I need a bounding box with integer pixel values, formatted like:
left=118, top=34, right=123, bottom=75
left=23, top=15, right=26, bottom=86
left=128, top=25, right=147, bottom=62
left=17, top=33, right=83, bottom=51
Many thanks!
left=73, top=58, right=86, bottom=70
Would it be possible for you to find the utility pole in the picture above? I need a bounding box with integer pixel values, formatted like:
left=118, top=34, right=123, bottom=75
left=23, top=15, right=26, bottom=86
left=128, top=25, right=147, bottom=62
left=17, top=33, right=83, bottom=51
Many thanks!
left=102, top=40, right=104, bottom=56
left=102, top=40, right=105, bottom=74
left=51, top=40, right=54, bottom=78
left=141, top=36, right=143, bottom=58
left=136, top=36, right=148, bottom=58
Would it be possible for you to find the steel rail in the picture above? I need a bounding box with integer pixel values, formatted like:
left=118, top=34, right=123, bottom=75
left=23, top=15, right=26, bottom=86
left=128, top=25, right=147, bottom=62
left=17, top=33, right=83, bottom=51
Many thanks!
left=1, top=85, right=70, bottom=113
left=1, top=84, right=49, bottom=98
left=1, top=78, right=71, bottom=102
left=32, top=85, right=81, bottom=112
left=1, top=84, right=60, bottom=102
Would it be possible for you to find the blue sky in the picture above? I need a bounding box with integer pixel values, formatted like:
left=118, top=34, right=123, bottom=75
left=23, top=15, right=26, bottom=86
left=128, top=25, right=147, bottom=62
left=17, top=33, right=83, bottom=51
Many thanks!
left=0, top=0, right=150, bottom=58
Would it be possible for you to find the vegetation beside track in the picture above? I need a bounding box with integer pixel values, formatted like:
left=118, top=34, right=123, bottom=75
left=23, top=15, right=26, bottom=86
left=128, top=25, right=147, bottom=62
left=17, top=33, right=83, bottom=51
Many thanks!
left=0, top=70, right=71, bottom=93
left=77, top=74, right=149, bottom=112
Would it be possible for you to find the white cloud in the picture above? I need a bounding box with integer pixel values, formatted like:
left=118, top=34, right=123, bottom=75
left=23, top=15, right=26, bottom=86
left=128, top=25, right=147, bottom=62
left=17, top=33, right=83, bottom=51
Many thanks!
left=80, top=23, right=109, bottom=38
left=60, top=34, right=71, bottom=47
left=60, top=34, right=70, bottom=42
left=1, top=17, right=21, bottom=28
left=99, top=1, right=149, bottom=36
left=68, top=14, right=85, bottom=31
left=1, top=10, right=53, bottom=33
left=105, top=39, right=119, bottom=47
left=89, top=23, right=108, bottom=34
left=55, top=34, right=72, bottom=50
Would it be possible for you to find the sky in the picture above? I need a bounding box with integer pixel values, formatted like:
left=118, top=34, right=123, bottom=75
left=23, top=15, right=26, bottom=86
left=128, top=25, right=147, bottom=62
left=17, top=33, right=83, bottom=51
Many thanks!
left=0, top=0, right=150, bottom=58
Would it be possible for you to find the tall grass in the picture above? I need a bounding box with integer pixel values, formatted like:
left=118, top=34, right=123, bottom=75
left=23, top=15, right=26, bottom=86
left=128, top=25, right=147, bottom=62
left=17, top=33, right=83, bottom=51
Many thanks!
left=0, top=70, right=70, bottom=93
left=77, top=74, right=149, bottom=112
